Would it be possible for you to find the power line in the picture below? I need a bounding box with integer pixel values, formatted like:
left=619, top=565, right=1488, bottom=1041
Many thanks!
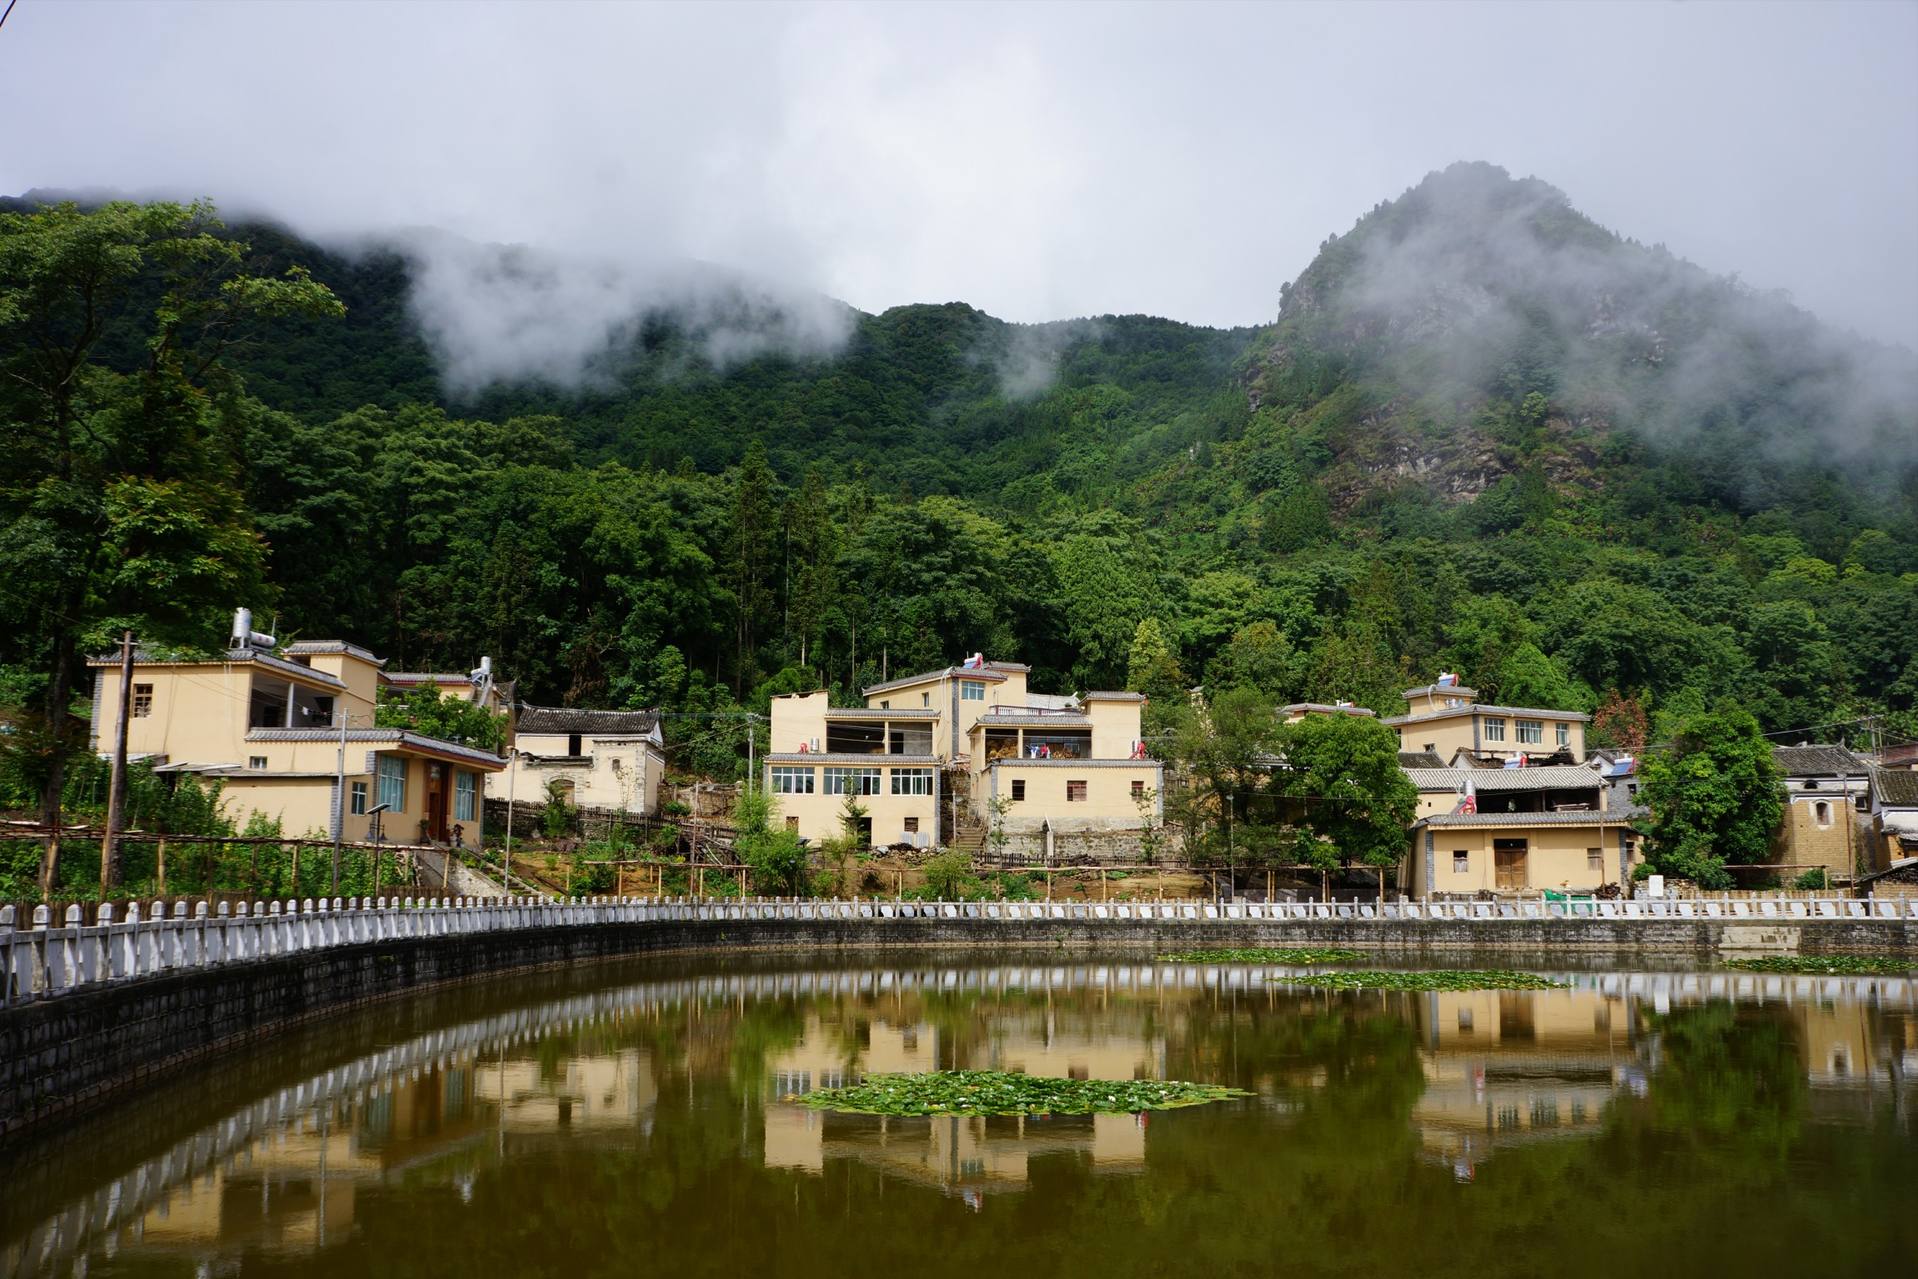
left=0, top=1, right=19, bottom=35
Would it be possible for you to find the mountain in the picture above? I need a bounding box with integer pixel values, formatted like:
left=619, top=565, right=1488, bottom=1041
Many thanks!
left=3, top=166, right=1915, bottom=757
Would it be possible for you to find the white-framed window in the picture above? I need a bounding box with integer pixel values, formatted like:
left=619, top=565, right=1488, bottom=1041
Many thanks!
left=1556, top=722, right=1570, bottom=748
left=456, top=771, right=476, bottom=821
left=771, top=766, right=815, bottom=795
left=1483, top=717, right=1506, bottom=742
left=961, top=681, right=985, bottom=701
left=825, top=766, right=883, bottom=796
left=377, top=754, right=407, bottom=810
left=891, top=768, right=933, bottom=796
left=248, top=755, right=268, bottom=770
left=1516, top=719, right=1543, bottom=744
left=350, top=781, right=368, bottom=815
left=132, top=683, right=153, bottom=717
left=1453, top=850, right=1469, bottom=873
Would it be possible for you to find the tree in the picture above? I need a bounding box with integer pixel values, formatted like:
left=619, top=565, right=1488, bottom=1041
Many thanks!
left=1125, top=617, right=1185, bottom=702
left=1590, top=689, right=1649, bottom=752
left=0, top=200, right=342, bottom=863
left=1273, top=713, right=1417, bottom=894
left=1636, top=703, right=1782, bottom=889
left=374, top=685, right=508, bottom=754
left=1169, top=687, right=1284, bottom=870
left=733, top=786, right=810, bottom=895
left=726, top=442, right=781, bottom=691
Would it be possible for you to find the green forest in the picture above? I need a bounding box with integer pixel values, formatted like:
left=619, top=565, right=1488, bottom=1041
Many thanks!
left=4, top=162, right=1916, bottom=797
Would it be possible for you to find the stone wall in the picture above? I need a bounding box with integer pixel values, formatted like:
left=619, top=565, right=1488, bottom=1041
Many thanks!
left=3, top=914, right=1913, bottom=1142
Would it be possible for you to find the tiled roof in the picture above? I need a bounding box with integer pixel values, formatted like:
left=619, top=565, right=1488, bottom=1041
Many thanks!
left=282, top=639, right=386, bottom=666
left=1398, top=750, right=1446, bottom=769
left=862, top=665, right=1010, bottom=696
left=1285, top=703, right=1378, bottom=717
left=976, top=713, right=1092, bottom=727
left=987, top=758, right=1161, bottom=769
left=244, top=728, right=506, bottom=768
left=1402, top=766, right=1604, bottom=792
left=1873, top=768, right=1918, bottom=807
left=1403, top=682, right=1478, bottom=698
left=1773, top=744, right=1868, bottom=777
left=826, top=707, right=941, bottom=719
left=89, top=646, right=349, bottom=691
left=1419, top=810, right=1631, bottom=829
left=765, top=753, right=938, bottom=765
left=516, top=705, right=660, bottom=736
left=1081, top=691, right=1146, bottom=703
left=382, top=671, right=472, bottom=686
left=1385, top=703, right=1591, bottom=726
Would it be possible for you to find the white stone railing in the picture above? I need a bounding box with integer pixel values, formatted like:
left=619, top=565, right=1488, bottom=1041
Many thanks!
left=3, top=893, right=1913, bottom=1010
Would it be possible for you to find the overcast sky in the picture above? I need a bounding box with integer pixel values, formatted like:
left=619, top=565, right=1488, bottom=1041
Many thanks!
left=3, top=0, right=1915, bottom=347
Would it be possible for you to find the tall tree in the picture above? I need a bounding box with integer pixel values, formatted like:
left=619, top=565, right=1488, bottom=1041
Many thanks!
left=1636, top=702, right=1783, bottom=888
left=0, top=200, right=341, bottom=839
left=1273, top=713, right=1418, bottom=892
left=726, top=441, right=780, bottom=691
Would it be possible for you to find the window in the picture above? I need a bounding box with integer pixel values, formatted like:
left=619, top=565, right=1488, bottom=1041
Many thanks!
left=377, top=755, right=407, bottom=811
left=1424, top=742, right=1436, bottom=753
left=1453, top=850, right=1469, bottom=873
left=456, top=771, right=476, bottom=821
left=825, top=766, right=883, bottom=796
left=903, top=816, right=919, bottom=834
left=1556, top=722, right=1570, bottom=748
left=1010, top=779, right=1026, bottom=802
left=1587, top=847, right=1603, bottom=871
left=248, top=755, right=268, bottom=770
left=1814, top=801, right=1832, bottom=828
left=880, top=700, right=890, bottom=709
left=771, top=766, right=815, bottom=795
left=1483, top=717, right=1506, bottom=742
left=350, top=781, right=368, bottom=815
left=1457, top=1007, right=1474, bottom=1032
left=891, top=767, right=933, bottom=796
left=1066, top=780, right=1087, bottom=802
left=567, top=733, right=583, bottom=756
left=785, top=816, right=799, bottom=832
left=1516, top=719, right=1543, bottom=745
left=132, top=683, right=153, bottom=718
left=921, top=692, right=930, bottom=707
left=961, top=681, right=985, bottom=701
left=314, top=695, right=334, bottom=726
left=1131, top=779, right=1146, bottom=799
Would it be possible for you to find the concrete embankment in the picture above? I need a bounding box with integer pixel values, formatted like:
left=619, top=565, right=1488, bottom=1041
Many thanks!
left=3, top=914, right=1913, bottom=1140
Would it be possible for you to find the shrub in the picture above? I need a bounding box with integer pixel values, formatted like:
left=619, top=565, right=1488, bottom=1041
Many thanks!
left=922, top=848, right=978, bottom=901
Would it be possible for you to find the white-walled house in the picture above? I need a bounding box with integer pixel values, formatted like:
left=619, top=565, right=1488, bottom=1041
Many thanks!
left=497, top=706, right=665, bottom=815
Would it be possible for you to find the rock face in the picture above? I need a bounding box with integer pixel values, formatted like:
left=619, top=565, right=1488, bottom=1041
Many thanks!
left=1243, top=161, right=1918, bottom=510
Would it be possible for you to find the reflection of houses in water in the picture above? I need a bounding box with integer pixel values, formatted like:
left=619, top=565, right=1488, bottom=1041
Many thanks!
left=122, top=1047, right=655, bottom=1256
left=1409, top=988, right=1645, bottom=1171
left=761, top=1006, right=1162, bottom=1195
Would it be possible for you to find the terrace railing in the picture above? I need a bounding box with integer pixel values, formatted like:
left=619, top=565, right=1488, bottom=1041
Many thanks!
left=3, top=894, right=1913, bottom=1010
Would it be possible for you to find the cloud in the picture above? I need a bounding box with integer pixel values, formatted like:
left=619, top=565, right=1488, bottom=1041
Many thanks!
left=985, top=319, right=1107, bottom=401
left=374, top=229, right=855, bottom=394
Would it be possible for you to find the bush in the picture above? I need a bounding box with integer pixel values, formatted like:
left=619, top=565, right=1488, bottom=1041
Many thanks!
left=922, top=848, right=978, bottom=901
left=1792, top=868, right=1830, bottom=891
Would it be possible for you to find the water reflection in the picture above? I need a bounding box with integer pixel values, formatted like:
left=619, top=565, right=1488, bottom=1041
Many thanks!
left=4, top=959, right=1915, bottom=1277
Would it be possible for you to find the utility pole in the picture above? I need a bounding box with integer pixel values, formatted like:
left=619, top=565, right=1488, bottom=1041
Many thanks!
left=101, top=630, right=135, bottom=895
left=503, top=747, right=517, bottom=890
left=332, top=709, right=349, bottom=892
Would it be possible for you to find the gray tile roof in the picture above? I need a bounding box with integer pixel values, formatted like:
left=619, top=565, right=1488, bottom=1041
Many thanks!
left=245, top=728, right=505, bottom=768
left=1774, top=744, right=1868, bottom=777
left=517, top=705, right=660, bottom=736
left=827, top=707, right=941, bottom=719
left=1419, top=810, right=1632, bottom=829
left=1402, top=766, right=1604, bottom=792
left=282, top=639, right=387, bottom=666
left=1385, top=703, right=1591, bottom=726
left=1873, top=768, right=1918, bottom=807
left=765, top=754, right=938, bottom=765
left=862, top=665, right=1010, bottom=696
left=1398, top=750, right=1446, bottom=769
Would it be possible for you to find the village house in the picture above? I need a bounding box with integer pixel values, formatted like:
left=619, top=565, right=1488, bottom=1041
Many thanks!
left=1868, top=767, right=1918, bottom=870
left=1384, top=675, right=1588, bottom=765
left=87, top=612, right=506, bottom=846
left=764, top=658, right=1160, bottom=854
left=497, top=706, right=664, bottom=815
left=1770, top=744, right=1872, bottom=883
left=1399, top=760, right=1639, bottom=896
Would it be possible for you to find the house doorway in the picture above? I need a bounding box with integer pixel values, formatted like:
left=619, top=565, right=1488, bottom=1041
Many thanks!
left=424, top=762, right=449, bottom=842
left=1494, top=839, right=1528, bottom=890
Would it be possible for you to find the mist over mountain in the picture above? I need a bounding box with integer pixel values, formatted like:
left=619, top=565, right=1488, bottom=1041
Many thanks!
left=4, top=166, right=1915, bottom=750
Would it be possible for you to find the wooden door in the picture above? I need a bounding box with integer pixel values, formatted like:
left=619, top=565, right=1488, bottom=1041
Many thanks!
left=424, top=763, right=448, bottom=841
left=1494, top=839, right=1528, bottom=890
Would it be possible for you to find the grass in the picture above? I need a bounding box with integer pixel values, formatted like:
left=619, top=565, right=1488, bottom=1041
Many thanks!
left=1723, top=955, right=1915, bottom=976
left=1274, top=969, right=1569, bottom=991
left=790, top=1070, right=1250, bottom=1116
left=1158, top=947, right=1365, bottom=965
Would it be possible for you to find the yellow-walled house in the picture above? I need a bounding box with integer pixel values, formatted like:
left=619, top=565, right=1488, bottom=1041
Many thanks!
left=1401, top=762, right=1641, bottom=895
left=764, top=659, right=1160, bottom=852
left=1384, top=677, right=1588, bottom=765
left=89, top=619, right=505, bottom=847
left=498, top=706, right=665, bottom=815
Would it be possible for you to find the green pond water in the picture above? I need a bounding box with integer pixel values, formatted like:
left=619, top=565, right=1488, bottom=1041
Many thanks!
left=4, top=951, right=1914, bottom=1277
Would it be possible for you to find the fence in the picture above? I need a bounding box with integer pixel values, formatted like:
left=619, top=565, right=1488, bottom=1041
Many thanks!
left=3, top=893, right=1914, bottom=1011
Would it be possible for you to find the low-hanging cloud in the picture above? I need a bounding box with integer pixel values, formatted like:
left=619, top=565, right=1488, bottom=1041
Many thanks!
left=377, top=230, right=857, bottom=395
left=1301, top=163, right=1918, bottom=466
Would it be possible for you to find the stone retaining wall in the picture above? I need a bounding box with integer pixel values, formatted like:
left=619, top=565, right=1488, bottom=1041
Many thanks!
left=3, top=915, right=1913, bottom=1142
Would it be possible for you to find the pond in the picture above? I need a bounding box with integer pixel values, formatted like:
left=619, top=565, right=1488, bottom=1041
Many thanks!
left=4, top=951, right=1914, bottom=1277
